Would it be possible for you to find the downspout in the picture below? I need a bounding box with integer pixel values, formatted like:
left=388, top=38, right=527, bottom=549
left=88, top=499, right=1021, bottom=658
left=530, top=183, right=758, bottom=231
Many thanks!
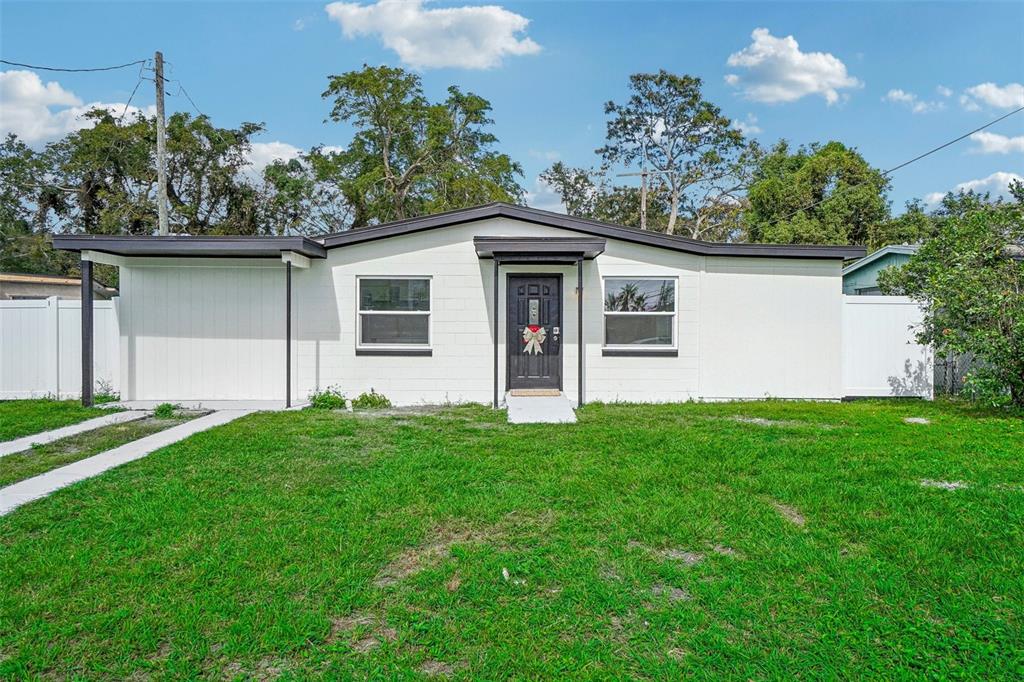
left=577, top=257, right=584, bottom=408
left=286, top=260, right=292, bottom=408
left=493, top=257, right=500, bottom=409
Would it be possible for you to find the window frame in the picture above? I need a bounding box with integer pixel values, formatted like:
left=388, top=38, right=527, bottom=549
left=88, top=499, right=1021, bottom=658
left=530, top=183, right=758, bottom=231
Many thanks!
left=355, top=275, right=433, bottom=351
left=601, top=276, right=678, bottom=351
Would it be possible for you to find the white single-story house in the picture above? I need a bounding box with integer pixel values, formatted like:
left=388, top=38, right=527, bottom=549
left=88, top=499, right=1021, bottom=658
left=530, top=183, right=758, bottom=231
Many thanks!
left=54, top=203, right=864, bottom=407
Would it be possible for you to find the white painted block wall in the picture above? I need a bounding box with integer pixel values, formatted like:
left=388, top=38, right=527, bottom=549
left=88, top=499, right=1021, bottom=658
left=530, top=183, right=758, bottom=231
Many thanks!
left=117, top=261, right=285, bottom=401
left=111, top=217, right=848, bottom=405
left=699, top=257, right=844, bottom=400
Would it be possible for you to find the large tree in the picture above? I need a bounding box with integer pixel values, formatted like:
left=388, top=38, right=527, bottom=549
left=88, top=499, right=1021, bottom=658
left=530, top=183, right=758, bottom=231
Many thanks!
left=595, top=70, right=754, bottom=238
left=322, top=65, right=524, bottom=226
left=260, top=147, right=353, bottom=236
left=743, top=141, right=889, bottom=246
left=880, top=184, right=1024, bottom=405
left=538, top=162, right=669, bottom=228
left=868, top=199, right=936, bottom=251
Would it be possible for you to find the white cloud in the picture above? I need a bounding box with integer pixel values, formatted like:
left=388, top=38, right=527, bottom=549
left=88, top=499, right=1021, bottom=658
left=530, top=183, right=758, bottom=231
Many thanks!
left=969, top=131, right=1024, bottom=154
left=925, top=171, right=1024, bottom=205
left=724, top=28, right=861, bottom=105
left=244, top=141, right=304, bottom=178
left=936, top=85, right=953, bottom=98
left=961, top=82, right=1024, bottom=110
left=324, top=0, right=541, bottom=69
left=293, top=18, right=306, bottom=31
left=883, top=88, right=944, bottom=114
left=529, top=149, right=560, bottom=162
left=525, top=176, right=565, bottom=213
left=0, top=70, right=154, bottom=144
left=732, top=113, right=762, bottom=135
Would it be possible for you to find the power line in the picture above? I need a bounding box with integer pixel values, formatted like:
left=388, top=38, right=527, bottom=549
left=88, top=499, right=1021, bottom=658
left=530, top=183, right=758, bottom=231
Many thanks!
left=765, top=105, right=1024, bottom=227
left=883, top=105, right=1024, bottom=175
left=0, top=58, right=148, bottom=73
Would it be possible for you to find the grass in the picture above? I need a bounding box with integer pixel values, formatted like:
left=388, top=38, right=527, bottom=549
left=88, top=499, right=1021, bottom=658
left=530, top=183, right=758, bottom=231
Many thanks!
left=0, top=416, right=192, bottom=488
left=0, top=399, right=1022, bottom=679
left=0, top=399, right=119, bottom=442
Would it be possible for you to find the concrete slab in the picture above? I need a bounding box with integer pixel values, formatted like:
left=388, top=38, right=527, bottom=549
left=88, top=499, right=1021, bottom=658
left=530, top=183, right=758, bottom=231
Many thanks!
left=506, top=393, right=577, bottom=424
left=0, top=411, right=149, bottom=458
left=0, top=410, right=253, bottom=516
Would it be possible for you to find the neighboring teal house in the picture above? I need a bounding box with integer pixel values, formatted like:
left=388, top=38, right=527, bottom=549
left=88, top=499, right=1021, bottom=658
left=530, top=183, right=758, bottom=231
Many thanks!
left=842, top=244, right=919, bottom=295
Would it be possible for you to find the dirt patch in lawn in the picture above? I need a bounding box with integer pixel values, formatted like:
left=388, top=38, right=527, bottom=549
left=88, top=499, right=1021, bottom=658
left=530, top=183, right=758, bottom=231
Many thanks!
left=726, top=416, right=837, bottom=429
left=419, top=659, right=456, bottom=677
left=628, top=540, right=704, bottom=566
left=375, top=523, right=502, bottom=587
left=222, top=657, right=286, bottom=681
left=328, top=611, right=398, bottom=652
left=650, top=583, right=691, bottom=602
left=770, top=501, right=806, bottom=527
left=920, top=479, right=969, bottom=490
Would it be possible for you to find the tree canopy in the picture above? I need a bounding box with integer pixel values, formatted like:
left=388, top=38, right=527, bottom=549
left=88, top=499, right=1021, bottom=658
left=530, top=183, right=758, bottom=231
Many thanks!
left=743, top=141, right=890, bottom=246
left=321, top=65, right=523, bottom=226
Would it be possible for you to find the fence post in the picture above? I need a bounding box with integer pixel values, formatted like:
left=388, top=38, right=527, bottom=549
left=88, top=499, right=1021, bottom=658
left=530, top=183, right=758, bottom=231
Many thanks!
left=46, top=296, right=60, bottom=398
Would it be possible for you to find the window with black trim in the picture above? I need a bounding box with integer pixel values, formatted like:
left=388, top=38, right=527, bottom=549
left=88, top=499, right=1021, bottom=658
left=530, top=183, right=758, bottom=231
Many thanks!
left=603, top=278, right=676, bottom=348
left=357, top=277, right=431, bottom=348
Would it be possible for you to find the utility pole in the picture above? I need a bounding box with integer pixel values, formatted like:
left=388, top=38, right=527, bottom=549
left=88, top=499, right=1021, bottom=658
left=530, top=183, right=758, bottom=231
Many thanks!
left=617, top=168, right=648, bottom=229
left=154, top=51, right=169, bottom=236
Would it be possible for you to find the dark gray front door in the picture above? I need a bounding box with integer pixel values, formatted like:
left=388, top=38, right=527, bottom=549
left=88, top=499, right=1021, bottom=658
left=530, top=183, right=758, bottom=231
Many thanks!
left=507, top=275, right=562, bottom=390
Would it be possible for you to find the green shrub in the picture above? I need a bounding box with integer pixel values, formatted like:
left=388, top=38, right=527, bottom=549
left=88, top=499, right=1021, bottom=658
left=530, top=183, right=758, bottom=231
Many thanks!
left=308, top=386, right=347, bottom=410
left=153, top=403, right=178, bottom=419
left=94, top=379, right=120, bottom=405
left=962, top=369, right=1012, bottom=408
left=351, top=389, right=392, bottom=410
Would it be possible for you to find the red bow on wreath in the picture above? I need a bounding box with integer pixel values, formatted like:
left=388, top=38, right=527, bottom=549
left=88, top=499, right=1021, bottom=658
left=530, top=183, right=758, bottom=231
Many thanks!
left=522, top=325, right=546, bottom=355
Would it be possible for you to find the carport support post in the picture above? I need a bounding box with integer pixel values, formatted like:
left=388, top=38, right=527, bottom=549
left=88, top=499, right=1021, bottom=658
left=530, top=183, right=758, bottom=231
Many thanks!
left=577, top=257, right=584, bottom=407
left=493, top=257, right=500, bottom=409
left=80, top=258, right=94, bottom=406
left=285, top=261, right=292, bottom=408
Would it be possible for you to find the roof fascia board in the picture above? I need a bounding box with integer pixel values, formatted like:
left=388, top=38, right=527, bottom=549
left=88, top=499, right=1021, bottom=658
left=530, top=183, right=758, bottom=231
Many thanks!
left=53, top=235, right=326, bottom=259
left=81, top=250, right=127, bottom=268
left=281, top=251, right=312, bottom=269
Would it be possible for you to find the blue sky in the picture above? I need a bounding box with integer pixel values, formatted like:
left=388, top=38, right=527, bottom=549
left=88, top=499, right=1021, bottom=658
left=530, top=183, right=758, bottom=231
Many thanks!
left=2, top=0, right=1022, bottom=215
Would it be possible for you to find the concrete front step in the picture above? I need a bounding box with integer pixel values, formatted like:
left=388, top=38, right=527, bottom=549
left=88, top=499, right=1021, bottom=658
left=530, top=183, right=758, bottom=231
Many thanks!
left=505, top=392, right=577, bottom=424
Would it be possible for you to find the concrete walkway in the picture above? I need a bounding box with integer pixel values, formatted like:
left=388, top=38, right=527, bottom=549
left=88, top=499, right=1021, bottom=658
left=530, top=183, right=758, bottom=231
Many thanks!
left=0, top=410, right=252, bottom=516
left=506, top=393, right=577, bottom=424
left=0, top=411, right=149, bottom=458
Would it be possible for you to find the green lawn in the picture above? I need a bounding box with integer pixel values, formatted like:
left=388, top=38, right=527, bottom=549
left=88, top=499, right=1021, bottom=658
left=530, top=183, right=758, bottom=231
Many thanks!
left=1, top=400, right=1022, bottom=679
left=0, top=415, right=192, bottom=488
left=0, top=399, right=118, bottom=442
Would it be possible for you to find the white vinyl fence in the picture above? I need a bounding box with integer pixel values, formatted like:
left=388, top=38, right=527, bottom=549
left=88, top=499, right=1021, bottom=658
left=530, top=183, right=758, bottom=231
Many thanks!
left=842, top=295, right=933, bottom=399
left=0, top=297, right=120, bottom=399
left=2, top=295, right=933, bottom=402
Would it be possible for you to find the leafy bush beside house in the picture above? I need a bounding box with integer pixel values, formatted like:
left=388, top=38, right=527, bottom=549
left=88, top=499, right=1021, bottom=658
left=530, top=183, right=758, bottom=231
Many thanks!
left=307, top=386, right=347, bottom=410
left=880, top=182, right=1024, bottom=405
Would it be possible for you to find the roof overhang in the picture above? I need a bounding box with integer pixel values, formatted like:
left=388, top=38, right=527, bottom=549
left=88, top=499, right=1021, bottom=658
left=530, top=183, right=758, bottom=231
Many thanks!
left=473, top=236, right=605, bottom=263
left=51, top=235, right=327, bottom=260
left=323, top=203, right=865, bottom=260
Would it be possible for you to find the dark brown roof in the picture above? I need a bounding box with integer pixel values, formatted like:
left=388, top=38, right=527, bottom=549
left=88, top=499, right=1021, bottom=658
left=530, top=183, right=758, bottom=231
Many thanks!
left=52, top=203, right=866, bottom=260
left=322, top=203, right=865, bottom=260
